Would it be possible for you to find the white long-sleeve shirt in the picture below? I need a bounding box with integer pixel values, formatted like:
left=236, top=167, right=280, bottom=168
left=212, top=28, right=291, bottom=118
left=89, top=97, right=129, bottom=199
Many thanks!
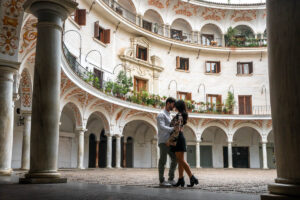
left=157, top=110, right=174, bottom=144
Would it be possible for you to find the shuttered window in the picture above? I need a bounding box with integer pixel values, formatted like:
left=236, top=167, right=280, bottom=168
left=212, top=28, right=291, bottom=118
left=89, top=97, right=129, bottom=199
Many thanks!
left=134, top=77, right=148, bottom=92
left=205, top=61, right=221, bottom=73
left=93, top=68, right=104, bottom=89
left=74, top=9, right=86, bottom=26
left=136, top=45, right=148, bottom=61
left=176, top=56, right=189, bottom=71
left=237, top=62, right=253, bottom=75
left=207, top=94, right=222, bottom=112
left=238, top=95, right=252, bottom=114
left=177, top=92, right=192, bottom=101
left=94, top=21, right=111, bottom=44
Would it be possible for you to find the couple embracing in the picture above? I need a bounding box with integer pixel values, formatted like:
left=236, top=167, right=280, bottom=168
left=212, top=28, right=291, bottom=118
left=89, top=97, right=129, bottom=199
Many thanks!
left=157, top=97, right=198, bottom=187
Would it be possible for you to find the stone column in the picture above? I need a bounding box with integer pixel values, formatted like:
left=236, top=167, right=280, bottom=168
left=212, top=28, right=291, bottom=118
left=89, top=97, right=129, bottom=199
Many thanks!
left=197, top=32, right=201, bottom=44
left=262, top=141, right=268, bottom=170
left=106, top=134, right=112, bottom=168
left=228, top=142, right=233, bottom=168
left=21, top=113, right=32, bottom=170
left=115, top=135, right=121, bottom=168
left=77, top=128, right=86, bottom=169
left=222, top=34, right=225, bottom=47
left=162, top=24, right=166, bottom=36
left=0, top=60, right=20, bottom=176
left=262, top=1, right=300, bottom=198
left=20, top=0, right=77, bottom=183
left=95, top=140, right=99, bottom=168
left=196, top=141, right=201, bottom=168
left=165, top=25, right=171, bottom=38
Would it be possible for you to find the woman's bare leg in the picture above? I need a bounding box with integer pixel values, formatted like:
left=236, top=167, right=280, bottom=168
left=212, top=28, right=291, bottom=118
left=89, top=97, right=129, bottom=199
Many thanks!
left=176, top=152, right=192, bottom=178
left=176, top=152, right=184, bottom=178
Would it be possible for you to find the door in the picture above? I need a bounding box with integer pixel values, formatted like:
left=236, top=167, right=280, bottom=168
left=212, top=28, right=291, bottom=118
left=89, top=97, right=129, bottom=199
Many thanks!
left=187, top=145, right=196, bottom=168
left=232, top=147, right=249, bottom=168
left=126, top=137, right=134, bottom=168
left=58, top=137, right=72, bottom=168
left=88, top=134, right=96, bottom=168
left=200, top=146, right=213, bottom=168
left=99, top=130, right=107, bottom=168
left=239, top=96, right=252, bottom=115
left=112, top=137, right=116, bottom=167
left=223, top=146, right=228, bottom=168
left=93, top=68, right=104, bottom=89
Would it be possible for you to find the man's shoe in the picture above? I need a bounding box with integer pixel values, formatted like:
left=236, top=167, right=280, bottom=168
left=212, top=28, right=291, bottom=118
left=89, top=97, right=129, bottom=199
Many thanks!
left=168, top=179, right=176, bottom=185
left=159, top=181, right=171, bottom=187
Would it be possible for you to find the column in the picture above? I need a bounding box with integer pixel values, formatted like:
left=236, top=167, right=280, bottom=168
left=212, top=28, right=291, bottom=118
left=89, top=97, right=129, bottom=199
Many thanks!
left=261, top=1, right=300, bottom=199
left=21, top=113, right=32, bottom=170
left=106, top=134, right=112, bottom=168
left=95, top=140, right=99, bottom=168
left=77, top=128, right=86, bottom=169
left=115, top=135, right=121, bottom=168
left=196, top=141, right=201, bottom=168
left=162, top=24, right=166, bottom=36
left=197, top=32, right=201, bottom=44
left=123, top=140, right=127, bottom=168
left=222, top=34, right=225, bottom=47
left=262, top=141, right=268, bottom=170
left=0, top=60, right=20, bottom=175
left=20, top=0, right=77, bottom=183
left=228, top=142, right=233, bottom=168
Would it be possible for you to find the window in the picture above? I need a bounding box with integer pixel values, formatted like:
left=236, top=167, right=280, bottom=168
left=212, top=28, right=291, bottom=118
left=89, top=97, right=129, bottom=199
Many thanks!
left=177, top=92, right=192, bottom=101
left=93, top=68, right=104, bottom=89
left=115, top=7, right=123, bottom=15
left=94, top=21, right=110, bottom=44
left=74, top=9, right=86, bottom=26
left=238, top=95, right=252, bottom=115
left=201, top=34, right=214, bottom=46
left=176, top=56, right=189, bottom=71
left=134, top=77, right=148, bottom=92
left=237, top=62, right=253, bottom=75
left=171, top=29, right=183, bottom=41
left=143, top=20, right=152, bottom=31
left=136, top=45, right=148, bottom=61
left=205, top=61, right=221, bottom=73
left=207, top=94, right=222, bottom=112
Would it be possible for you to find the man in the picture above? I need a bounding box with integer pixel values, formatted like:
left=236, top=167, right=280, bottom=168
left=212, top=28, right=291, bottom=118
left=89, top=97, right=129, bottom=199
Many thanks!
left=157, top=97, right=177, bottom=186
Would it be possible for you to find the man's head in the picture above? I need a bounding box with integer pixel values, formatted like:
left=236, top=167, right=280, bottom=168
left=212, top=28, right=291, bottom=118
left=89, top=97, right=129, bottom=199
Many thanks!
left=165, top=97, right=176, bottom=112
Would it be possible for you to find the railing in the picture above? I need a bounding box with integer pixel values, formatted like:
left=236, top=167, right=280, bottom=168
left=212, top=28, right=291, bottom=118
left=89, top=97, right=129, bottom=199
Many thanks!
left=225, top=38, right=267, bottom=48
left=62, top=42, right=271, bottom=116
left=100, top=0, right=267, bottom=48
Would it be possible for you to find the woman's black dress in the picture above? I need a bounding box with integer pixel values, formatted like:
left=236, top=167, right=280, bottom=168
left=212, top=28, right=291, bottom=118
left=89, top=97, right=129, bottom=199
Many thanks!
left=170, top=114, right=187, bottom=152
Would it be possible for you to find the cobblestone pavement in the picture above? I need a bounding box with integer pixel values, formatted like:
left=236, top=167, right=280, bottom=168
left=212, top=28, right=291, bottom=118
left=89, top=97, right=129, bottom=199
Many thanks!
left=54, top=168, right=276, bottom=195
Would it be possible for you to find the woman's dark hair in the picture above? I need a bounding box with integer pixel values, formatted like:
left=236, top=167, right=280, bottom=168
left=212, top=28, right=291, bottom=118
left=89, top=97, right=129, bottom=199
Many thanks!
left=166, top=97, right=176, bottom=105
left=175, top=100, right=188, bottom=125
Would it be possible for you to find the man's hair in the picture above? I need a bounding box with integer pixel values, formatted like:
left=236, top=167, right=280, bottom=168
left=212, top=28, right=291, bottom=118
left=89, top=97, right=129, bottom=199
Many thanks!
left=166, top=97, right=176, bottom=105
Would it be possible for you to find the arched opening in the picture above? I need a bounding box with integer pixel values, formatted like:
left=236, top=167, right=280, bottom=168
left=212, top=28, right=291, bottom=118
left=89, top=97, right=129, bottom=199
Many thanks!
left=184, top=126, right=197, bottom=168
left=233, top=127, right=261, bottom=168
left=122, top=120, right=157, bottom=168
left=88, top=134, right=96, bottom=168
left=226, top=25, right=255, bottom=47
left=143, top=9, right=164, bottom=34
left=115, top=0, right=137, bottom=23
left=86, top=112, right=109, bottom=168
left=170, top=18, right=192, bottom=42
left=200, top=23, right=223, bottom=46
left=201, top=126, right=228, bottom=168
left=59, top=103, right=78, bottom=168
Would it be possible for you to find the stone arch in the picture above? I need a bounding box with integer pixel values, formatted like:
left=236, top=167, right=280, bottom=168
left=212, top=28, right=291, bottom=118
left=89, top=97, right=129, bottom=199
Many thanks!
left=118, top=0, right=137, bottom=15
left=184, top=124, right=197, bottom=141
left=200, top=122, right=228, bottom=140
left=143, top=8, right=164, bottom=25
left=232, top=123, right=263, bottom=141
left=200, top=21, right=224, bottom=35
left=200, top=22, right=224, bottom=46
left=170, top=18, right=193, bottom=32
left=232, top=23, right=256, bottom=36
left=122, top=114, right=158, bottom=135
left=86, top=110, right=110, bottom=133
left=61, top=101, right=83, bottom=128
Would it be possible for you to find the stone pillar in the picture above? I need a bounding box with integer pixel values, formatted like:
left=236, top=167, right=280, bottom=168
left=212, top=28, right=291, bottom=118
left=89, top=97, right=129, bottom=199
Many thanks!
left=196, top=141, right=201, bottom=168
left=21, top=113, right=32, bottom=170
left=77, top=128, right=86, bottom=169
left=222, top=34, right=225, bottom=47
left=106, top=134, right=112, bottom=168
left=197, top=32, right=201, bottom=44
left=165, top=25, right=171, bottom=38
left=95, top=140, right=99, bottom=168
left=115, top=135, right=121, bottom=168
left=162, top=24, right=166, bottom=36
left=123, top=141, right=127, bottom=168
left=20, top=0, right=77, bottom=183
left=262, top=1, right=300, bottom=198
left=0, top=60, right=20, bottom=176
left=228, top=142, right=233, bottom=168
left=262, top=141, right=268, bottom=170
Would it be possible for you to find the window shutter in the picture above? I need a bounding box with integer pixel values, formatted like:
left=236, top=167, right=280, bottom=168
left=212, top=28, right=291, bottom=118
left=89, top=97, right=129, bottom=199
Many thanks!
left=77, top=9, right=86, bottom=25
left=74, top=9, right=79, bottom=23
left=136, top=46, right=139, bottom=58
left=217, top=62, right=221, bottom=73
left=94, top=21, right=100, bottom=38
left=187, top=93, right=192, bottom=101
left=238, top=96, right=244, bottom=114
left=249, top=62, right=253, bottom=74
left=186, top=58, right=189, bottom=70
left=237, top=62, right=241, bottom=74
left=104, top=29, right=110, bottom=44
left=176, top=56, right=180, bottom=69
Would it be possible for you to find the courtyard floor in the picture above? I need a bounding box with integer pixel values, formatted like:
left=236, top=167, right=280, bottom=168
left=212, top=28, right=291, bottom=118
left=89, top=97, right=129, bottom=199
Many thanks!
left=1, top=168, right=276, bottom=200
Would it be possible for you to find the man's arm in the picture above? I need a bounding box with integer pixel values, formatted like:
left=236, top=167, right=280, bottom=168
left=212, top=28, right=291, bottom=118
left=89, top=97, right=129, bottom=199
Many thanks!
left=157, top=114, right=174, bottom=133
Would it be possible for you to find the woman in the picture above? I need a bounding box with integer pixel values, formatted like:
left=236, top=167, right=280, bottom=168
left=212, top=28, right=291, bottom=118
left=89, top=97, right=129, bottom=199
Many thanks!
left=166, top=100, right=199, bottom=187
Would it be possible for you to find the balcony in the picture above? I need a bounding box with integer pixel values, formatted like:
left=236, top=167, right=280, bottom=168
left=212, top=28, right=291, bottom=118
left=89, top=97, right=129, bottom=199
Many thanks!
left=63, top=43, right=271, bottom=116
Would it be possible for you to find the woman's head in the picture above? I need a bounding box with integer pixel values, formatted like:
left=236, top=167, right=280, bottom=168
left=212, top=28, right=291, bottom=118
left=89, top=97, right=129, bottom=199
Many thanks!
left=175, top=100, right=188, bottom=125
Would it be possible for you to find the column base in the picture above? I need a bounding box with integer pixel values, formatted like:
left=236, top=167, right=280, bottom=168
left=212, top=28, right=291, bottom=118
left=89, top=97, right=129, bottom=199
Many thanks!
left=261, top=194, right=300, bottom=200
left=268, top=183, right=300, bottom=197
left=19, top=172, right=67, bottom=184
left=0, top=169, right=12, bottom=176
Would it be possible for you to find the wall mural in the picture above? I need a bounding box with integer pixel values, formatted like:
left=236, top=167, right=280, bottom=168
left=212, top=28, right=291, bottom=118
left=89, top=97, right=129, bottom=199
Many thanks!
left=231, top=10, right=257, bottom=22
left=19, top=16, right=37, bottom=57
left=201, top=8, right=226, bottom=21
left=20, top=68, right=32, bottom=110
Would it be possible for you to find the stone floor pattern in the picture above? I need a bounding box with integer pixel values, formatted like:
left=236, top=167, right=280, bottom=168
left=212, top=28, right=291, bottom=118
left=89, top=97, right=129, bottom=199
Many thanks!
left=16, top=168, right=276, bottom=195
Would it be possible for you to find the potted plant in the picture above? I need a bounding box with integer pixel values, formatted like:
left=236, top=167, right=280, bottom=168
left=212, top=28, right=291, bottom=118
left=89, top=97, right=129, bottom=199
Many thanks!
left=105, top=81, right=114, bottom=94
left=225, top=91, right=235, bottom=114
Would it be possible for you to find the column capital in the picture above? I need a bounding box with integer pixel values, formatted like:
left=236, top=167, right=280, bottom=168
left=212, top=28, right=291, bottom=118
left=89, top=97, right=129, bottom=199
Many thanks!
left=76, top=127, right=87, bottom=132
left=0, top=59, right=20, bottom=74
left=24, top=0, right=78, bottom=19
left=22, top=111, right=32, bottom=117
left=115, top=134, right=122, bottom=139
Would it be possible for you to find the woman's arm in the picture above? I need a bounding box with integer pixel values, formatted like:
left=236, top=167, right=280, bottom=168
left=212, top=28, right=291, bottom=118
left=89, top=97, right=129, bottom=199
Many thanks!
left=166, top=115, right=183, bottom=146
